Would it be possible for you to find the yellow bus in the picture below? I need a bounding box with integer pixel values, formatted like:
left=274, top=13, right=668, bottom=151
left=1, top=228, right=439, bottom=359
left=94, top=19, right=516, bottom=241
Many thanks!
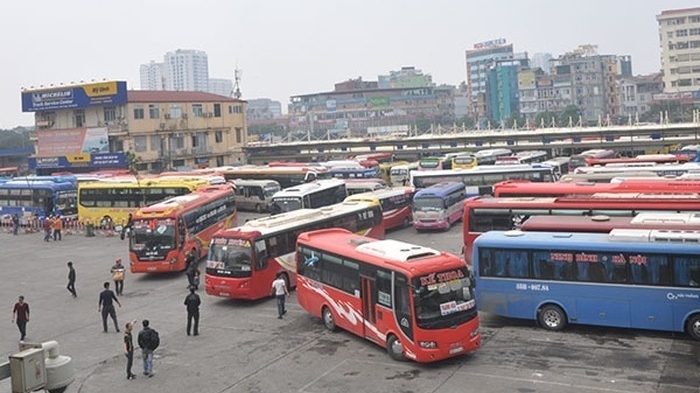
left=378, top=161, right=409, bottom=186
left=77, top=177, right=209, bottom=226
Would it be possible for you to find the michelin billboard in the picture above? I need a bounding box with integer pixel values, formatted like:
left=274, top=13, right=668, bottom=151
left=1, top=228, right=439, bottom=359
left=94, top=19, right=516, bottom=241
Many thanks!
left=21, top=81, right=127, bottom=112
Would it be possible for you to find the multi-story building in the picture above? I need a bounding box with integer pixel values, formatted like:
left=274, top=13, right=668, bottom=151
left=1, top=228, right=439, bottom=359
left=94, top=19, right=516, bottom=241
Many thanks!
left=618, top=73, right=664, bottom=117
left=518, top=69, right=540, bottom=121
left=207, top=78, right=233, bottom=98
left=465, top=39, right=514, bottom=120
left=487, top=60, right=521, bottom=123
left=535, top=71, right=574, bottom=115
left=247, top=98, right=283, bottom=121
left=22, top=81, right=247, bottom=174
left=163, top=49, right=209, bottom=92
left=378, top=66, right=433, bottom=88
left=530, top=53, right=553, bottom=74
left=657, top=7, right=700, bottom=94
left=140, top=61, right=166, bottom=90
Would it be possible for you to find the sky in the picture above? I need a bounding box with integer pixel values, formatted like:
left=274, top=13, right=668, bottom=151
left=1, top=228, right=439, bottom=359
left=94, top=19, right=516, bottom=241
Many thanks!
left=1, top=0, right=699, bottom=129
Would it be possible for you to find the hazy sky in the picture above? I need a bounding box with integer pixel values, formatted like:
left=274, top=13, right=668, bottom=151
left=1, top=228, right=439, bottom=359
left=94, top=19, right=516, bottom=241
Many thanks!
left=2, top=0, right=698, bottom=129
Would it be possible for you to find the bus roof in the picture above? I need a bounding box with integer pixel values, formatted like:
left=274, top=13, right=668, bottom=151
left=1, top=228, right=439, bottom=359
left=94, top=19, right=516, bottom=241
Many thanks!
left=215, top=200, right=378, bottom=238
left=78, top=177, right=207, bottom=189
left=414, top=182, right=463, bottom=198
left=559, top=171, right=659, bottom=182
left=134, top=185, right=234, bottom=217
left=344, top=186, right=415, bottom=203
left=519, top=212, right=700, bottom=233
left=493, top=179, right=700, bottom=197
left=272, top=179, right=345, bottom=198
left=230, top=179, right=280, bottom=187
left=0, top=180, right=75, bottom=190
left=223, top=166, right=330, bottom=175
left=466, top=193, right=700, bottom=209
left=298, top=228, right=462, bottom=275
left=413, top=164, right=551, bottom=177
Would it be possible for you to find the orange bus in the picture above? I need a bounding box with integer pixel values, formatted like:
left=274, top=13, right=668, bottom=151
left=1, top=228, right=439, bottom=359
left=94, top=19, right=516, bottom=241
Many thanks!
left=462, top=193, right=700, bottom=265
left=205, top=200, right=385, bottom=300
left=344, top=186, right=415, bottom=230
left=129, top=185, right=238, bottom=273
left=492, top=179, right=700, bottom=197
left=585, top=154, right=689, bottom=167
left=296, top=228, right=480, bottom=363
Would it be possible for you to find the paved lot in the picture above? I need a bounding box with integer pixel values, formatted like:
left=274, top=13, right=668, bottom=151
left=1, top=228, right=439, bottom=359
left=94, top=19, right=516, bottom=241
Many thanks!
left=0, top=212, right=698, bottom=393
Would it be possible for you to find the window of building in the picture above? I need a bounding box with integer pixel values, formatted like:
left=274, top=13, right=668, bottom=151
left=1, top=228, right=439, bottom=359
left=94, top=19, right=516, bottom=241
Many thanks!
left=169, top=104, right=182, bottom=119
left=103, top=106, right=117, bottom=123
left=39, top=111, right=56, bottom=126
left=192, top=104, right=203, bottom=118
left=215, top=130, right=223, bottom=143
left=149, top=105, right=160, bottom=119
left=229, top=105, right=243, bottom=114
left=216, top=156, right=225, bottom=166
left=677, top=29, right=689, bottom=37
left=235, top=127, right=242, bottom=144
left=213, top=103, right=221, bottom=117
left=150, top=135, right=161, bottom=152
left=690, top=16, right=700, bottom=23
left=668, top=31, right=674, bottom=39
left=134, top=136, right=147, bottom=152
left=690, top=28, right=700, bottom=36
left=172, top=135, right=184, bottom=149
left=73, top=110, right=85, bottom=128
left=133, top=106, right=145, bottom=120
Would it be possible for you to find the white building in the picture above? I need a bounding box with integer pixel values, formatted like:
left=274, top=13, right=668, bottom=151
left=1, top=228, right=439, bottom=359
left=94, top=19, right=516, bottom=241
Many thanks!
left=163, top=49, right=209, bottom=92
left=140, top=61, right=165, bottom=90
left=657, top=7, right=700, bottom=94
left=530, top=53, right=553, bottom=74
left=208, top=78, right=233, bottom=97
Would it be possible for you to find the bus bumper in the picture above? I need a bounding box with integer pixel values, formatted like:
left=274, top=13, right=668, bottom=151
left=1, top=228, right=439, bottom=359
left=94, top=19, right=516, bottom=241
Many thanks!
left=413, top=221, right=447, bottom=230
left=412, top=331, right=481, bottom=363
left=205, top=278, right=256, bottom=299
left=130, top=261, right=181, bottom=273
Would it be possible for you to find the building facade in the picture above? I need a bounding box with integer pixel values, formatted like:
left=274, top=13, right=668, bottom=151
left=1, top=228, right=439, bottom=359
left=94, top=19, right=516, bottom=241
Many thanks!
left=140, top=61, right=166, bottom=90
left=207, top=78, right=233, bottom=98
left=465, top=39, right=514, bottom=120
left=488, top=60, right=521, bottom=123
left=618, top=73, right=663, bottom=117
left=22, top=81, right=247, bottom=174
left=657, top=7, right=700, bottom=94
left=163, top=49, right=210, bottom=92
left=247, top=98, right=283, bottom=121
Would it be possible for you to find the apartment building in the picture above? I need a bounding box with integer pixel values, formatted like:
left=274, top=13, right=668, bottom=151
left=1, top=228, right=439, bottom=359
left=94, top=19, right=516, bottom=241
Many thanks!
left=657, top=7, right=700, bottom=94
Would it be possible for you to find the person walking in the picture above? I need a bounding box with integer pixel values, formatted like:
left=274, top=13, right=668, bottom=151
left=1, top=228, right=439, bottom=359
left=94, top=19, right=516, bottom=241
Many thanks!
left=185, top=254, right=200, bottom=290
left=43, top=216, right=53, bottom=242
left=66, top=261, right=77, bottom=298
left=123, top=319, right=137, bottom=380
left=120, top=213, right=133, bottom=241
left=11, top=213, right=19, bottom=235
left=270, top=272, right=289, bottom=319
left=110, top=258, right=126, bottom=296
left=52, top=215, right=63, bottom=241
left=184, top=286, right=201, bottom=336
left=98, top=282, right=121, bottom=333
left=11, top=295, right=30, bottom=341
left=137, top=319, right=159, bottom=377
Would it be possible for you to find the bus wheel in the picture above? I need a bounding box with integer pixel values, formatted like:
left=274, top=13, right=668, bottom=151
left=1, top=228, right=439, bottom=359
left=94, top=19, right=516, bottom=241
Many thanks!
left=402, top=217, right=410, bottom=228
left=255, top=204, right=263, bottom=213
left=686, top=314, right=700, bottom=340
left=386, top=334, right=406, bottom=361
left=538, top=304, right=567, bottom=331
left=444, top=220, right=451, bottom=231
left=322, top=306, right=337, bottom=331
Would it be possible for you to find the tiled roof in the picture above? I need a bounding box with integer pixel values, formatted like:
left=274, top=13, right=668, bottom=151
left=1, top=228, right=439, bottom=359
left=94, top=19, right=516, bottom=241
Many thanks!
left=127, top=90, right=243, bottom=103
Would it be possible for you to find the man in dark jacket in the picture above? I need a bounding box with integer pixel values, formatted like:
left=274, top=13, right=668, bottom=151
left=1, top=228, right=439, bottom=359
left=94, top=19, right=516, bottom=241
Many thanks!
left=67, top=261, right=77, bottom=297
left=184, top=286, right=201, bottom=336
left=98, top=282, right=121, bottom=333
left=137, top=319, right=158, bottom=377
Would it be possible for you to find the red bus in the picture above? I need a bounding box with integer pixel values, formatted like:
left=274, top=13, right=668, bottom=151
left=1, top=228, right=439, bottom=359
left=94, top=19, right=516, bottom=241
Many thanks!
left=129, top=185, right=237, bottom=273
left=492, top=179, right=700, bottom=197
left=462, top=193, right=700, bottom=264
left=205, top=200, right=385, bottom=300
left=568, top=149, right=616, bottom=171
left=585, top=154, right=689, bottom=167
left=344, top=186, right=416, bottom=230
left=519, top=212, right=700, bottom=233
left=296, top=228, right=480, bottom=363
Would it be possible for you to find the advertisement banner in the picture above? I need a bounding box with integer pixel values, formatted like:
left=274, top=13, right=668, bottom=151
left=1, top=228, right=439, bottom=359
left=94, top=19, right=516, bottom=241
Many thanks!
left=368, top=97, right=390, bottom=108
left=22, top=81, right=127, bottom=112
left=28, top=152, right=126, bottom=170
left=36, top=127, right=109, bottom=157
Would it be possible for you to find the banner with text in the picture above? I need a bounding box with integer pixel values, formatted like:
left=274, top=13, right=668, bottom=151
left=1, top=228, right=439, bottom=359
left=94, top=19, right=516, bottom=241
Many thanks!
left=37, top=127, right=109, bottom=157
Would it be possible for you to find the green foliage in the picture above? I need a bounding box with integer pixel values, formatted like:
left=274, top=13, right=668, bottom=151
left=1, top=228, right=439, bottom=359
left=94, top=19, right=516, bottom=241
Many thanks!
left=125, top=150, right=142, bottom=176
left=0, top=128, right=31, bottom=149
left=639, top=100, right=696, bottom=123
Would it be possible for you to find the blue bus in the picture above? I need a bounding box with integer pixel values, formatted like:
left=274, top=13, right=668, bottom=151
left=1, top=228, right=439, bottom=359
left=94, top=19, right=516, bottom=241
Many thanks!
left=330, top=167, right=380, bottom=180
left=412, top=181, right=465, bottom=231
left=472, top=229, right=700, bottom=339
left=0, top=180, right=78, bottom=218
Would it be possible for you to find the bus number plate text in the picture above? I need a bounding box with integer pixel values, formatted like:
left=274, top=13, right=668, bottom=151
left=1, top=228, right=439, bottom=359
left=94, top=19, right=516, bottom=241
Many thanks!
left=516, top=283, right=549, bottom=291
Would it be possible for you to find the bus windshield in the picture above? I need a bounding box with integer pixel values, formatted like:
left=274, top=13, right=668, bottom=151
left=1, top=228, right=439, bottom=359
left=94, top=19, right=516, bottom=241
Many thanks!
left=413, top=268, right=475, bottom=329
left=271, top=197, right=303, bottom=214
left=130, top=219, right=176, bottom=252
left=55, top=190, right=78, bottom=216
left=413, top=196, right=443, bottom=211
left=207, top=238, right=253, bottom=277
left=264, top=185, right=281, bottom=198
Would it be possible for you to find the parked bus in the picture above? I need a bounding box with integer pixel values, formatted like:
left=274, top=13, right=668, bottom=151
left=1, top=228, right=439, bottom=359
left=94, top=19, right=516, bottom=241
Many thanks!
left=451, top=154, right=478, bottom=170
left=389, top=162, right=418, bottom=187
left=330, top=166, right=380, bottom=180
left=344, top=186, right=415, bottom=230
left=270, top=179, right=347, bottom=214
left=542, top=157, right=571, bottom=179
left=221, top=166, right=333, bottom=189
left=296, top=228, right=481, bottom=362
left=462, top=193, right=700, bottom=264
left=519, top=212, right=700, bottom=233
left=417, top=156, right=445, bottom=171
left=413, top=182, right=465, bottom=231
left=77, top=177, right=209, bottom=226
left=495, top=150, right=547, bottom=166
left=205, top=200, right=385, bottom=300
left=345, top=179, right=388, bottom=196
left=0, top=166, right=20, bottom=179
left=674, top=144, right=700, bottom=162
left=585, top=154, right=690, bottom=167
left=0, top=179, right=77, bottom=218
left=230, top=179, right=281, bottom=213
left=568, top=149, right=617, bottom=171
left=410, top=164, right=556, bottom=196
left=492, top=179, right=700, bottom=198
left=559, top=171, right=659, bottom=183
left=129, top=185, right=238, bottom=273
left=473, top=148, right=512, bottom=165
left=378, top=161, right=409, bottom=185
left=574, top=162, right=700, bottom=177
left=472, top=229, right=700, bottom=339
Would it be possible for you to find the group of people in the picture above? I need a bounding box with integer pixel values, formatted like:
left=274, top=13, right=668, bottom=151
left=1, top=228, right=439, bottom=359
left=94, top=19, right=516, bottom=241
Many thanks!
left=42, top=215, right=64, bottom=242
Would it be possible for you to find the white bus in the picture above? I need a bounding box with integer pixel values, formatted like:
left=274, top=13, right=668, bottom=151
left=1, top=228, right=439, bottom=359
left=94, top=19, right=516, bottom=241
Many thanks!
left=270, top=179, right=347, bottom=214
left=473, top=148, right=512, bottom=165
left=410, top=164, right=556, bottom=197
left=574, top=162, right=700, bottom=177
left=230, top=179, right=281, bottom=213
left=389, top=162, right=419, bottom=187
left=345, top=179, right=388, bottom=196
left=542, top=156, right=571, bottom=179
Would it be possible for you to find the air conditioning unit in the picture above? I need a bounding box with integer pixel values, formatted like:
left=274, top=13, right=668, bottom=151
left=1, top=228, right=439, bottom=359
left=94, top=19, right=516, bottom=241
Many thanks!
left=204, top=112, right=213, bottom=118
left=182, top=113, right=188, bottom=119
left=164, top=113, right=171, bottom=119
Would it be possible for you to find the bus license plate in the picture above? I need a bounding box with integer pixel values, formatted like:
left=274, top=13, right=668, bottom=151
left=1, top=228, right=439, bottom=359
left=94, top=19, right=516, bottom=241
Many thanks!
left=147, top=267, right=157, bottom=272
left=449, top=346, right=463, bottom=355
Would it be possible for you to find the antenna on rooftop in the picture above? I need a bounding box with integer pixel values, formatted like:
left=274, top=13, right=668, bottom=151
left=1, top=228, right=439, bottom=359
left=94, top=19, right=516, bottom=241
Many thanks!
left=232, top=67, right=242, bottom=99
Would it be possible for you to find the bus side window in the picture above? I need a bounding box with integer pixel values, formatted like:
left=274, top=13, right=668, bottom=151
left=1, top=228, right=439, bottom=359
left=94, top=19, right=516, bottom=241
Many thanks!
left=254, top=240, right=268, bottom=270
left=673, top=256, right=700, bottom=287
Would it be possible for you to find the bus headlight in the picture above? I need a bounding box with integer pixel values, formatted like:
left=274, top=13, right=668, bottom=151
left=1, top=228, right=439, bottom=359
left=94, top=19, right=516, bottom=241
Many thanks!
left=470, top=329, right=480, bottom=338
left=418, top=341, right=437, bottom=349
left=169, top=257, right=177, bottom=264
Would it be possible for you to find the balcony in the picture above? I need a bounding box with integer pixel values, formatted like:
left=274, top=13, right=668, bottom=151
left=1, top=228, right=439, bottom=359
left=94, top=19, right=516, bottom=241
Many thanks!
left=190, top=146, right=213, bottom=156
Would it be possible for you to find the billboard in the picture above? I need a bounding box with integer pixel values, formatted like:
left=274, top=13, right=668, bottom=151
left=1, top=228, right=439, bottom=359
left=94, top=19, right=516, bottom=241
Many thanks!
left=36, top=127, right=109, bottom=157
left=28, top=152, right=126, bottom=170
left=21, top=81, right=127, bottom=112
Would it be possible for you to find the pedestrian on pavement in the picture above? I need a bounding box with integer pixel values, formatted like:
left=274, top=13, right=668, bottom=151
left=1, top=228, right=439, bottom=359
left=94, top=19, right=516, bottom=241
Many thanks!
left=43, top=216, right=53, bottom=242
left=124, top=319, right=137, bottom=380
left=184, top=286, right=201, bottom=336
left=11, top=295, right=30, bottom=341
left=137, top=319, right=159, bottom=377
left=98, top=281, right=121, bottom=333
left=120, top=213, right=133, bottom=241
left=52, top=215, right=63, bottom=241
left=185, top=253, right=200, bottom=290
left=110, top=258, right=126, bottom=295
left=67, top=261, right=77, bottom=298
left=11, top=213, right=19, bottom=235
left=270, top=272, right=289, bottom=319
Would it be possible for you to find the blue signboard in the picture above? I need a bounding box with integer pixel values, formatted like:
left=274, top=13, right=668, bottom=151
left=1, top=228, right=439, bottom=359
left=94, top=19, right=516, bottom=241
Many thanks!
left=22, top=81, right=127, bottom=112
left=28, top=152, right=127, bottom=170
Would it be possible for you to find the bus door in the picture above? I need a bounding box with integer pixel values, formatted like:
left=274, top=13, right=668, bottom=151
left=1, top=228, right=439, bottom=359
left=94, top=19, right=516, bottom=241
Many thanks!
left=360, top=275, right=380, bottom=344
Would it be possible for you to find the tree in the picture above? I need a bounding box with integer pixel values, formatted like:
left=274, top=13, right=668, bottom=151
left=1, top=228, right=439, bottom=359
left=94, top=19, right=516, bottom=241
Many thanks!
left=0, top=128, right=31, bottom=149
left=557, top=105, right=583, bottom=126
left=534, top=110, right=557, bottom=127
